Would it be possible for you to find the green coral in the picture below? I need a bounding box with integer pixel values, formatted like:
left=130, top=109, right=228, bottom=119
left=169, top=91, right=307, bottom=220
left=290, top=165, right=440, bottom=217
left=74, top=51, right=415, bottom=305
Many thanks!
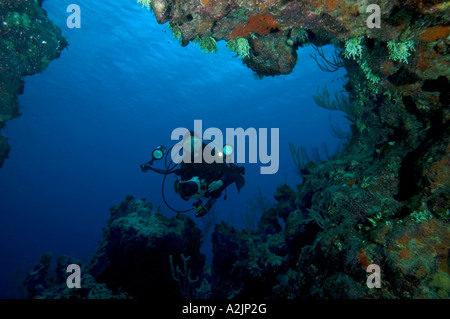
left=137, top=0, right=152, bottom=10
left=410, top=209, right=433, bottom=223
left=344, top=37, right=381, bottom=95
left=387, top=40, right=415, bottom=64
left=5, top=12, right=22, bottom=26
left=5, top=12, right=31, bottom=28
left=194, top=36, right=218, bottom=54
left=344, top=37, right=363, bottom=60
left=360, top=176, right=371, bottom=189
left=21, top=13, right=31, bottom=28
left=359, top=60, right=380, bottom=86
left=287, top=28, right=309, bottom=47
left=168, top=23, right=182, bottom=43
left=359, top=210, right=391, bottom=231
left=227, top=37, right=250, bottom=58
left=356, top=118, right=369, bottom=132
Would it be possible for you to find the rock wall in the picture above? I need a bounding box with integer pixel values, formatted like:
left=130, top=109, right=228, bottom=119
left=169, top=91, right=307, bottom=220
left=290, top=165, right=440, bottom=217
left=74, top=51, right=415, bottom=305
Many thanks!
left=0, top=0, right=67, bottom=167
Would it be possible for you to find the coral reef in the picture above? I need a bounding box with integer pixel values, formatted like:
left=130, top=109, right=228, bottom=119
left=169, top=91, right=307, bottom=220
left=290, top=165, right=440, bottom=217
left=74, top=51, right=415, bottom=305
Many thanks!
left=88, top=196, right=205, bottom=299
left=137, top=0, right=449, bottom=78
left=208, top=138, right=449, bottom=299
left=25, top=196, right=206, bottom=299
left=26, top=177, right=449, bottom=299
left=26, top=164, right=448, bottom=299
left=0, top=0, right=67, bottom=167
left=23, top=1, right=449, bottom=299
left=211, top=216, right=287, bottom=298
left=24, top=253, right=130, bottom=299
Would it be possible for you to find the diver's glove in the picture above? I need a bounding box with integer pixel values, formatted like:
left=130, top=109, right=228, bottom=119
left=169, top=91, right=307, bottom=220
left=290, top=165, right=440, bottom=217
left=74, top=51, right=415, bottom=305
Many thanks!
left=195, top=207, right=208, bottom=218
left=193, top=200, right=208, bottom=217
left=208, top=180, right=223, bottom=192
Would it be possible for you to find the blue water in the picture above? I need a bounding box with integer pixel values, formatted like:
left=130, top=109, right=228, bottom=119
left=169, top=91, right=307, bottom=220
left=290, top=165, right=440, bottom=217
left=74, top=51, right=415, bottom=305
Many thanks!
left=0, top=0, right=349, bottom=297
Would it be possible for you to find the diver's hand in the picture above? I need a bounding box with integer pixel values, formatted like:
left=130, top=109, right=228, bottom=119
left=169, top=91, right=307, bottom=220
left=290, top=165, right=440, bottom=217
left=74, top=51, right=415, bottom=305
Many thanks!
left=208, top=180, right=223, bottom=192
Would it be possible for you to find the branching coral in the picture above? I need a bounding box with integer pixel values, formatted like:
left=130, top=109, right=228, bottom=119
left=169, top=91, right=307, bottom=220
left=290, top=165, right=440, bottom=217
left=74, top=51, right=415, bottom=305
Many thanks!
left=329, top=114, right=351, bottom=141
left=359, top=60, right=380, bottom=85
left=313, top=85, right=356, bottom=122
left=343, top=37, right=381, bottom=94
left=307, top=208, right=329, bottom=230
left=168, top=23, right=182, bottom=43
left=288, top=142, right=330, bottom=176
left=387, top=40, right=415, bottom=64
left=311, top=45, right=344, bottom=72
left=289, top=142, right=308, bottom=176
left=410, top=209, right=434, bottom=223
left=344, top=37, right=363, bottom=60
left=137, top=0, right=152, bottom=10
left=289, top=28, right=309, bottom=46
left=169, top=254, right=199, bottom=299
left=227, top=37, right=251, bottom=58
left=194, top=36, right=218, bottom=54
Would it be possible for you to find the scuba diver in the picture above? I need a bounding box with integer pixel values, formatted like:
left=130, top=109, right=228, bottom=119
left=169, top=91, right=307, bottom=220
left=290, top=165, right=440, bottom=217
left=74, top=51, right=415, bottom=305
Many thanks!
left=140, top=131, right=245, bottom=217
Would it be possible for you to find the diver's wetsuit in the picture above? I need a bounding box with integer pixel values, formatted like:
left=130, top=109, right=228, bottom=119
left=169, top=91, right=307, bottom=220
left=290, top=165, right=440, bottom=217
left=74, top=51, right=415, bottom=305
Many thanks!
left=175, top=143, right=245, bottom=214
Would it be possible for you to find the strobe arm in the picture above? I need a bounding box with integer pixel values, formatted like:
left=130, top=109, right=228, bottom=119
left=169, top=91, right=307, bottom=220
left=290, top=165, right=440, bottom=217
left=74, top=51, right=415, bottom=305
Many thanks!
left=140, top=161, right=181, bottom=175
left=140, top=162, right=154, bottom=172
